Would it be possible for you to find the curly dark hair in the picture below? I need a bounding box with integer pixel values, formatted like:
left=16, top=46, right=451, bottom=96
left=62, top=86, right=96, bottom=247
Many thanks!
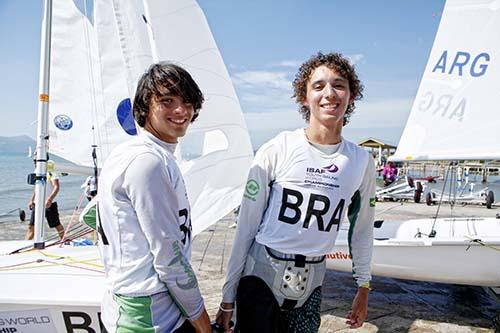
left=133, top=62, right=204, bottom=127
left=292, top=52, right=364, bottom=125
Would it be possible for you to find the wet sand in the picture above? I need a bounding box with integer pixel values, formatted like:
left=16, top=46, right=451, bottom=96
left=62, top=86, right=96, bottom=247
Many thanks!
left=1, top=201, right=499, bottom=332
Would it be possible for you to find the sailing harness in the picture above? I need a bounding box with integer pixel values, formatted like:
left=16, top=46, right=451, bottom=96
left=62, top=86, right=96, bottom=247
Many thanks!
left=242, top=242, right=326, bottom=310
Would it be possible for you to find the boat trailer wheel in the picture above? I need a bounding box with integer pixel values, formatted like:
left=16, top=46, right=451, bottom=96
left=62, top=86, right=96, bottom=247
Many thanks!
left=486, top=190, right=494, bottom=209
left=414, top=182, right=423, bottom=203
left=426, top=192, right=435, bottom=206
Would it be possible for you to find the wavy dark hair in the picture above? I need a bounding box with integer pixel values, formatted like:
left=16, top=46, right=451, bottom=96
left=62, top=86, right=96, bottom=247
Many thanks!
left=292, top=52, right=364, bottom=125
left=133, top=62, right=204, bottom=127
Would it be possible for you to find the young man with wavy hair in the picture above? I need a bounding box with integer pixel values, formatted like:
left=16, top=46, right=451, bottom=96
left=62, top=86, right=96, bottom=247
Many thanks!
left=217, top=52, right=375, bottom=332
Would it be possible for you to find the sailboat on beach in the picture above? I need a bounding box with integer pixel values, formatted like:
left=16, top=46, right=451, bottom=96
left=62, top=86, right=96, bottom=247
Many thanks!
left=0, top=0, right=253, bottom=331
left=328, top=0, right=500, bottom=292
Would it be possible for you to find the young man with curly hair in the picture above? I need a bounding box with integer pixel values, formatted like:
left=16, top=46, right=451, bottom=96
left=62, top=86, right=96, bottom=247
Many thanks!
left=98, top=62, right=211, bottom=333
left=216, top=52, right=375, bottom=332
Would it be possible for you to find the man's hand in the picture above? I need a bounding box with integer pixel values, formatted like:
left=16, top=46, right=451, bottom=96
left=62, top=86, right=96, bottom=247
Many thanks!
left=346, top=287, right=369, bottom=328
left=45, top=198, right=52, bottom=209
left=190, top=308, right=211, bottom=333
left=28, top=200, right=34, bottom=210
left=215, top=302, right=234, bottom=333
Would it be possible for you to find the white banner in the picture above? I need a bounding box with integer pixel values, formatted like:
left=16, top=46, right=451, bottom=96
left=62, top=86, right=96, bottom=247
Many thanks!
left=0, top=309, right=56, bottom=333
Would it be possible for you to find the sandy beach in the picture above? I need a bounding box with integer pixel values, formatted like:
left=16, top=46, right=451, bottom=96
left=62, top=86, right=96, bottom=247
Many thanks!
left=1, top=201, right=499, bottom=332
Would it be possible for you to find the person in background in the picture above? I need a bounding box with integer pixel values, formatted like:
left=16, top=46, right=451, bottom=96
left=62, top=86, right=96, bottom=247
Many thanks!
left=97, top=62, right=211, bottom=333
left=382, top=161, right=398, bottom=186
left=26, top=160, right=65, bottom=240
left=81, top=175, right=97, bottom=201
left=216, top=52, right=375, bottom=333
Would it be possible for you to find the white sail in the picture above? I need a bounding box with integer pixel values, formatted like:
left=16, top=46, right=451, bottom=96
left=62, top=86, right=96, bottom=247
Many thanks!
left=391, top=0, right=500, bottom=161
left=49, top=0, right=134, bottom=168
left=105, top=0, right=254, bottom=234
left=49, top=0, right=253, bottom=234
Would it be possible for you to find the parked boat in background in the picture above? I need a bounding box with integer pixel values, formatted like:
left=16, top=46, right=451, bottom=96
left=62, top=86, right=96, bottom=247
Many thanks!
left=328, top=0, right=500, bottom=298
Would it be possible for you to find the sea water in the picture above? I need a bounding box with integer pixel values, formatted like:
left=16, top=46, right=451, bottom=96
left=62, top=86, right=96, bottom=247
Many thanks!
left=2, top=151, right=499, bottom=223
left=0, top=152, right=86, bottom=222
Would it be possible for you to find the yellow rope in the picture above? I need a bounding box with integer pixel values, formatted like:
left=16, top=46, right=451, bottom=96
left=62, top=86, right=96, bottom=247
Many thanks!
left=0, top=250, right=103, bottom=272
left=39, top=250, right=104, bottom=269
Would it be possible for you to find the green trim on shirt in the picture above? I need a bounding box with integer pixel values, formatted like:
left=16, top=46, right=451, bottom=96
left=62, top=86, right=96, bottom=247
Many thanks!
left=115, top=294, right=154, bottom=333
left=347, top=190, right=361, bottom=258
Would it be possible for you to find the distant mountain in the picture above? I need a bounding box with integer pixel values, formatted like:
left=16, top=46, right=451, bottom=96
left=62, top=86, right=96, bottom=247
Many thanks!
left=0, top=136, right=35, bottom=153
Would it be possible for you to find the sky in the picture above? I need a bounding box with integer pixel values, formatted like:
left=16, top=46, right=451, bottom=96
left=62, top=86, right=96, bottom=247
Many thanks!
left=0, top=0, right=446, bottom=147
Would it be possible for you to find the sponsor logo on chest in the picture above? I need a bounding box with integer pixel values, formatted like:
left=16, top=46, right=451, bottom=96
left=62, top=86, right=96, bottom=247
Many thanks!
left=304, top=163, right=341, bottom=189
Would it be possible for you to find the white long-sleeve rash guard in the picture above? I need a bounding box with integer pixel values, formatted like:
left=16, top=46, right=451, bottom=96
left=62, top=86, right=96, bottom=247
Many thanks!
left=222, top=129, right=376, bottom=303
left=98, top=132, right=204, bottom=325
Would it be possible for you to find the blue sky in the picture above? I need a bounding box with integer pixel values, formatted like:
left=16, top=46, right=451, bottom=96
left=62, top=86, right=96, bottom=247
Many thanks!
left=0, top=0, right=445, bottom=147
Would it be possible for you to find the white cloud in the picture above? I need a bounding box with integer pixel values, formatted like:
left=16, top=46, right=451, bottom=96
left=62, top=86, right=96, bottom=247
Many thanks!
left=347, top=53, right=365, bottom=65
left=270, top=60, right=302, bottom=68
left=239, top=89, right=295, bottom=110
left=349, top=98, right=413, bottom=129
left=232, top=70, right=291, bottom=90
left=244, top=110, right=304, bottom=132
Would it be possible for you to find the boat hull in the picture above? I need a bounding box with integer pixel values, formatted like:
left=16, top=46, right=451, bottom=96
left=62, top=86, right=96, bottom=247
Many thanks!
left=327, top=217, right=500, bottom=287
left=0, top=241, right=104, bottom=332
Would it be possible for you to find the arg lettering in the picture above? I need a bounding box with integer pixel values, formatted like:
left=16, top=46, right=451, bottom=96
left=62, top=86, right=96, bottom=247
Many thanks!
left=418, top=92, right=466, bottom=121
left=432, top=50, right=490, bottom=77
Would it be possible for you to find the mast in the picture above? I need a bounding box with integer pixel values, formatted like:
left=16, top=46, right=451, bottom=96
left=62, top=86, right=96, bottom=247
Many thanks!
left=33, top=0, right=53, bottom=249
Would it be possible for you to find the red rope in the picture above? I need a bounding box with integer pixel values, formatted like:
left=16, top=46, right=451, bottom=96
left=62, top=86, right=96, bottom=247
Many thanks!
left=60, top=193, right=86, bottom=246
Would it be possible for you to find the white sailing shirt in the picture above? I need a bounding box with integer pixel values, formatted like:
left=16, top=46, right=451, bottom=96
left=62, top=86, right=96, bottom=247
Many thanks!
left=222, top=129, right=375, bottom=302
left=98, top=131, right=204, bottom=331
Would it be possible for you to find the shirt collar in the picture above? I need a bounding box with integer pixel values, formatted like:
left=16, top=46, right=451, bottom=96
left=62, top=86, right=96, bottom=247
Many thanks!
left=141, top=131, right=177, bottom=155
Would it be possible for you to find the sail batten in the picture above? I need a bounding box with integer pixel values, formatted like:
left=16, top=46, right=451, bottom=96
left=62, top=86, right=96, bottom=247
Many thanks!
left=391, top=0, right=500, bottom=162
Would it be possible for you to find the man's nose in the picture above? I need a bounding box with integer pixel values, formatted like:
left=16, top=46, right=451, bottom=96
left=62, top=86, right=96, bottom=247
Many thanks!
left=324, top=84, right=337, bottom=98
left=174, top=102, right=189, bottom=114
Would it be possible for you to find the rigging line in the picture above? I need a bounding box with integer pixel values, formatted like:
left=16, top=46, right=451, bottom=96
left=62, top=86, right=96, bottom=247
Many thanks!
left=40, top=259, right=104, bottom=274
left=430, top=162, right=452, bottom=236
left=60, top=193, right=86, bottom=245
left=198, top=223, right=217, bottom=271
left=38, top=251, right=103, bottom=269
left=47, top=227, right=94, bottom=249
left=449, top=162, right=456, bottom=213
left=81, top=0, right=101, bottom=155
left=464, top=236, right=500, bottom=252
left=220, top=216, right=232, bottom=274
left=0, top=255, right=103, bottom=272
left=374, top=202, right=403, bottom=217
left=0, top=260, right=42, bottom=271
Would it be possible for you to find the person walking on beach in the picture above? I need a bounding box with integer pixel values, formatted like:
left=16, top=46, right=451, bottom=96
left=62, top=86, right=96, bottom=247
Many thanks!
left=216, top=52, right=375, bottom=333
left=26, top=160, right=65, bottom=240
left=97, top=62, right=211, bottom=333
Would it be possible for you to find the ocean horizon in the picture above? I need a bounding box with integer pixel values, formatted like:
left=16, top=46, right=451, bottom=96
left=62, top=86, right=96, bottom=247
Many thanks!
left=1, top=150, right=499, bottom=224
left=0, top=152, right=86, bottom=223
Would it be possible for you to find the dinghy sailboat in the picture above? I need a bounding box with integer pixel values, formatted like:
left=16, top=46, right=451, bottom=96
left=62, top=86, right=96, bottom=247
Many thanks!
left=0, top=0, right=253, bottom=332
left=328, top=0, right=500, bottom=289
